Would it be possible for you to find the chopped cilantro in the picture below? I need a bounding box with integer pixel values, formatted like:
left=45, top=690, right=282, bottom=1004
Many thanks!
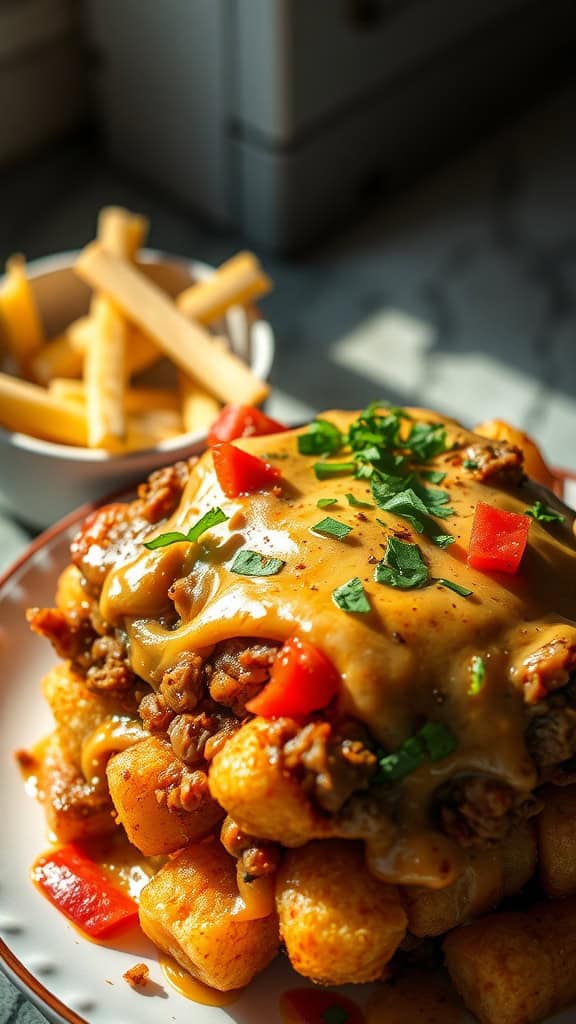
left=144, top=507, right=228, bottom=549
left=311, top=516, right=352, bottom=540
left=313, top=460, right=356, bottom=480
left=405, top=421, right=448, bottom=461
left=374, top=537, right=429, bottom=590
left=375, top=721, right=457, bottom=784
left=463, top=459, right=478, bottom=470
left=525, top=500, right=564, bottom=524
left=298, top=418, right=343, bottom=456
left=332, top=576, right=371, bottom=613
left=377, top=488, right=455, bottom=548
left=435, top=578, right=473, bottom=598
left=345, top=492, right=373, bottom=508
left=420, top=470, right=447, bottom=484
left=229, top=550, right=285, bottom=576
left=317, top=497, right=338, bottom=508
left=468, top=655, right=486, bottom=695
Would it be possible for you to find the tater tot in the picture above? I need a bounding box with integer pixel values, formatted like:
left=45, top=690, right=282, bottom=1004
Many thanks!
left=444, top=897, right=576, bottom=1024
left=107, top=735, right=223, bottom=855
left=404, top=824, right=536, bottom=938
left=38, top=731, right=115, bottom=842
left=42, top=664, right=137, bottom=768
left=208, top=717, right=333, bottom=846
left=139, top=839, right=279, bottom=990
left=276, top=840, right=407, bottom=985
left=538, top=784, right=576, bottom=898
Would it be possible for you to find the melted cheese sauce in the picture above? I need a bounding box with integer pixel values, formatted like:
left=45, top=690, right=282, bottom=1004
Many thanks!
left=159, top=955, right=241, bottom=1005
left=98, top=409, right=576, bottom=882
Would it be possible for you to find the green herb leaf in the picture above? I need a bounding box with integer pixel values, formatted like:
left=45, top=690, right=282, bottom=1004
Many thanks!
left=419, top=720, right=457, bottom=761
left=322, top=1006, right=351, bottom=1024
left=406, top=422, right=448, bottom=461
left=298, top=418, right=343, bottom=456
left=525, top=500, right=565, bottom=524
left=463, top=459, right=478, bottom=470
left=144, top=507, right=229, bottom=549
left=420, top=470, right=447, bottom=484
left=374, top=537, right=429, bottom=590
left=378, top=488, right=455, bottom=548
left=313, top=461, right=356, bottom=480
left=376, top=736, right=426, bottom=782
left=311, top=516, right=352, bottom=540
left=468, top=655, right=486, bottom=696
left=229, top=550, right=285, bottom=576
left=345, top=492, right=374, bottom=508
left=332, top=576, right=371, bottom=613
left=317, top=497, right=338, bottom=508
left=435, top=578, right=473, bottom=598
left=374, top=721, right=457, bottom=784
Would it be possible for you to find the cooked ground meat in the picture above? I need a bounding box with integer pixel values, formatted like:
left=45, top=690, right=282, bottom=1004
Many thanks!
left=27, top=606, right=97, bottom=671
left=86, top=634, right=137, bottom=693
left=464, top=442, right=524, bottom=485
left=436, top=775, right=539, bottom=847
left=526, top=700, right=576, bottom=771
left=206, top=638, right=280, bottom=715
left=160, top=652, right=206, bottom=712
left=154, top=761, right=215, bottom=813
left=519, top=639, right=576, bottom=704
left=71, top=460, right=195, bottom=594
left=220, top=817, right=280, bottom=879
left=283, top=720, right=378, bottom=813
left=138, top=692, right=175, bottom=733
left=167, top=704, right=239, bottom=765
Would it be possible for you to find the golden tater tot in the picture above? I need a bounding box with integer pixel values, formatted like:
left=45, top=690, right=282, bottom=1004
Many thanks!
left=366, top=969, right=465, bottom=1024
left=107, top=735, right=223, bottom=856
left=404, top=824, right=535, bottom=938
left=208, top=717, right=333, bottom=846
left=537, top=784, right=576, bottom=898
left=41, top=663, right=137, bottom=769
left=444, top=897, right=576, bottom=1024
left=139, top=839, right=279, bottom=990
left=275, top=840, right=406, bottom=985
left=37, top=732, right=115, bottom=843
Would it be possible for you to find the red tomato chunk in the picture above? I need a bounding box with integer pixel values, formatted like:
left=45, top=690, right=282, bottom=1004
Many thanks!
left=212, top=442, right=281, bottom=497
left=246, top=636, right=340, bottom=718
left=207, top=403, right=287, bottom=446
left=32, top=844, right=138, bottom=938
left=468, top=501, right=531, bottom=574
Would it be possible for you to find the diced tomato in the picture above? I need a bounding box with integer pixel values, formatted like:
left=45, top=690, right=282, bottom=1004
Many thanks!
left=32, top=844, right=138, bottom=938
left=467, top=501, right=531, bottom=574
left=207, top=404, right=287, bottom=446
left=246, top=636, right=340, bottom=718
left=212, top=442, right=281, bottom=497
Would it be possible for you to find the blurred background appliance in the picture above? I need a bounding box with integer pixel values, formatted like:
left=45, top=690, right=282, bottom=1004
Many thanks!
left=1, top=0, right=575, bottom=251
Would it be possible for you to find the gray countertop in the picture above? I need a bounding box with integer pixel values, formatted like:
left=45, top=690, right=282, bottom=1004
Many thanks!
left=2, top=82, right=576, bottom=1021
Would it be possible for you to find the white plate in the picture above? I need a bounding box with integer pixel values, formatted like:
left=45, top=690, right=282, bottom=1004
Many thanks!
left=1, top=481, right=576, bottom=1024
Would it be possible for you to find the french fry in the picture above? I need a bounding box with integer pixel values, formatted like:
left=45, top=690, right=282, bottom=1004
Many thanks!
left=124, top=409, right=183, bottom=451
left=179, top=372, right=220, bottom=433
left=49, top=378, right=180, bottom=413
left=177, top=250, right=271, bottom=323
left=75, top=243, right=269, bottom=406
left=84, top=295, right=126, bottom=448
left=0, top=371, right=87, bottom=445
left=30, top=331, right=84, bottom=385
left=97, top=206, right=149, bottom=261
left=68, top=316, right=161, bottom=379
left=0, top=255, right=45, bottom=372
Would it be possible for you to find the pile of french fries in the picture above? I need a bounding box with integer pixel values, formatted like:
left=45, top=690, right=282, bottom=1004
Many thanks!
left=0, top=207, right=271, bottom=451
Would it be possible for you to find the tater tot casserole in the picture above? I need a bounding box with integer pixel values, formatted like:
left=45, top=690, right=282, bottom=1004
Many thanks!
left=24, top=403, right=576, bottom=1023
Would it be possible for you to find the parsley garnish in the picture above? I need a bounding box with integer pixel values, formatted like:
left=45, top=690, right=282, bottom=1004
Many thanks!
left=144, top=507, right=228, bottom=549
left=405, top=421, right=448, bottom=462
left=311, top=516, right=352, bottom=540
left=298, top=418, right=343, bottom=456
left=345, top=492, right=373, bottom=508
left=332, top=577, right=371, bottom=613
left=469, top=655, right=486, bottom=695
left=317, top=497, right=338, bottom=508
left=435, top=578, right=473, bottom=598
left=313, top=460, right=356, bottom=480
left=229, top=550, right=285, bottom=576
left=322, top=1006, right=350, bottom=1024
left=376, top=488, right=454, bottom=548
left=420, top=470, right=447, bottom=484
left=525, top=500, right=564, bottom=524
left=463, top=459, right=478, bottom=470
left=375, top=721, right=457, bottom=783
left=374, top=537, right=429, bottom=590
